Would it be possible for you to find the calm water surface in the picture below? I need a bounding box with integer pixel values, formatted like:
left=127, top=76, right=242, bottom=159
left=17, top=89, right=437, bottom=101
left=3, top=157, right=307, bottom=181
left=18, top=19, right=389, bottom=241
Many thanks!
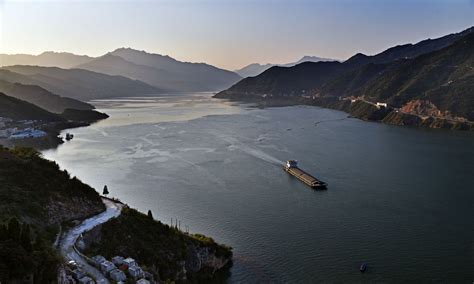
left=43, top=93, right=474, bottom=283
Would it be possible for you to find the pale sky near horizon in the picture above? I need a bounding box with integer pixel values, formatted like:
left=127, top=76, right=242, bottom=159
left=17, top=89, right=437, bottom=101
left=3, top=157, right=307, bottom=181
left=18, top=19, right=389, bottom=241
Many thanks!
left=1, top=0, right=474, bottom=70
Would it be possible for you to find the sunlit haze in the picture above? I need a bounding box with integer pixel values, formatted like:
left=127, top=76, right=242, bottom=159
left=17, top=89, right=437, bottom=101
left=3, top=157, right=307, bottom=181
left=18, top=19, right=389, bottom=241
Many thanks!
left=1, top=0, right=473, bottom=70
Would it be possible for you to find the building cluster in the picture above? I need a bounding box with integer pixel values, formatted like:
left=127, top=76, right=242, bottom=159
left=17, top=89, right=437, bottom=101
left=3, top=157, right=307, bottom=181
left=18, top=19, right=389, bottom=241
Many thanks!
left=70, top=267, right=94, bottom=284
left=64, top=255, right=154, bottom=284
left=92, top=255, right=154, bottom=283
left=0, top=117, right=48, bottom=139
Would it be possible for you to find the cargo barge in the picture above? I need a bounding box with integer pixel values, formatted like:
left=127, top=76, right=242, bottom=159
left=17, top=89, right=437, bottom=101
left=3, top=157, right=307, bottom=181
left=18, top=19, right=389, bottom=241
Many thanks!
left=284, top=160, right=327, bottom=189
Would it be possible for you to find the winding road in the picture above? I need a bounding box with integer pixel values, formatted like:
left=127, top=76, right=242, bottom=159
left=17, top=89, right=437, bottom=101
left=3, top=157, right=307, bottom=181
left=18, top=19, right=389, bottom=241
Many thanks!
left=59, top=198, right=123, bottom=284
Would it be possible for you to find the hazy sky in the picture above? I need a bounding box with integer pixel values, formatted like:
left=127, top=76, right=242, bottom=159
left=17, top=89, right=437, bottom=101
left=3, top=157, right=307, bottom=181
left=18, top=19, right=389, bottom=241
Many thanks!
left=1, top=0, right=474, bottom=70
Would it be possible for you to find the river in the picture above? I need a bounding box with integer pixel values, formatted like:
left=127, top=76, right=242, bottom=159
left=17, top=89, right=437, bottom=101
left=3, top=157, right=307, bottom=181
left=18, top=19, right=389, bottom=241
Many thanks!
left=43, top=93, right=474, bottom=283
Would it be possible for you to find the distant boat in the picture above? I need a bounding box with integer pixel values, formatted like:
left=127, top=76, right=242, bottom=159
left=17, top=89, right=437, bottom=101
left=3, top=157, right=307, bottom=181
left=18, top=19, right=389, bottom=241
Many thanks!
left=360, top=263, right=367, bottom=272
left=65, top=133, right=74, bottom=141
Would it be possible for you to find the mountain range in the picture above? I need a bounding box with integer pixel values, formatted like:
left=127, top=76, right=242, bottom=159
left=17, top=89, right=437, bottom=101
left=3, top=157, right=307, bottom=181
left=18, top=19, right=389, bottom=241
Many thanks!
left=0, top=52, right=94, bottom=68
left=0, top=92, right=64, bottom=121
left=0, top=80, right=93, bottom=113
left=216, top=26, right=474, bottom=122
left=0, top=67, right=161, bottom=101
left=1, top=48, right=242, bottom=93
left=77, top=48, right=242, bottom=92
left=234, top=55, right=336, bottom=78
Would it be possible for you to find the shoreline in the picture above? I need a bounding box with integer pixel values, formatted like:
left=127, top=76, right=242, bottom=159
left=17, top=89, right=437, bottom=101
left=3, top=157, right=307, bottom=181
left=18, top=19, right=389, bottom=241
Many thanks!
left=5, top=113, right=108, bottom=150
left=214, top=95, right=474, bottom=131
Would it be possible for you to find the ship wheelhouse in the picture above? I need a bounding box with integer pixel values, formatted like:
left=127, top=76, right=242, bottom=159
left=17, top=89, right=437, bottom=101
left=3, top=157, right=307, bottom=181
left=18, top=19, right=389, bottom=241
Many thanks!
left=286, top=160, right=298, bottom=168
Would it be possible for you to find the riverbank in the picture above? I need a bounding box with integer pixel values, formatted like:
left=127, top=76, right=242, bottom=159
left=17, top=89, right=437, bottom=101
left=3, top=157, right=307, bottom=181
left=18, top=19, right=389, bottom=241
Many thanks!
left=1, top=110, right=109, bottom=150
left=40, top=95, right=474, bottom=282
left=215, top=94, right=474, bottom=131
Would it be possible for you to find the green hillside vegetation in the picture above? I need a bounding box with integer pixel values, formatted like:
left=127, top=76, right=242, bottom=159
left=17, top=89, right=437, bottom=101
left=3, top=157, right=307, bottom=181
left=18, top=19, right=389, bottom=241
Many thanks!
left=83, top=207, right=232, bottom=281
left=320, top=63, right=391, bottom=96
left=354, top=32, right=474, bottom=120
left=217, top=27, right=473, bottom=100
left=0, top=80, right=93, bottom=113
left=0, top=146, right=105, bottom=282
left=0, top=216, right=60, bottom=282
left=215, top=27, right=474, bottom=126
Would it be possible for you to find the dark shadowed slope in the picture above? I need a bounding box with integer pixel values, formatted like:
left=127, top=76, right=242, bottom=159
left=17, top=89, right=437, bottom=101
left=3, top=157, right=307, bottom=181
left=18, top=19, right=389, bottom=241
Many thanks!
left=77, top=48, right=241, bottom=92
left=0, top=80, right=93, bottom=113
left=344, top=26, right=474, bottom=67
left=216, top=61, right=346, bottom=98
left=216, top=27, right=474, bottom=121
left=0, top=51, right=94, bottom=68
left=0, top=92, right=64, bottom=121
left=1, top=66, right=162, bottom=101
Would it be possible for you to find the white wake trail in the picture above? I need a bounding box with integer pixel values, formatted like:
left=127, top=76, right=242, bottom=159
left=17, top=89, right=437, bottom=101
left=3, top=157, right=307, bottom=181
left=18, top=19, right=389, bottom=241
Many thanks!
left=220, top=135, right=284, bottom=166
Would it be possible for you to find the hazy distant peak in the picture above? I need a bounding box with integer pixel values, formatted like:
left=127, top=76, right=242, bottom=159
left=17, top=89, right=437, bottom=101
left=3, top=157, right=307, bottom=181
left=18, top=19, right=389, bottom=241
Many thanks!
left=295, top=55, right=336, bottom=64
left=39, top=51, right=91, bottom=57
left=78, top=47, right=241, bottom=92
left=234, top=55, right=336, bottom=77
left=111, top=47, right=176, bottom=60
left=0, top=51, right=94, bottom=68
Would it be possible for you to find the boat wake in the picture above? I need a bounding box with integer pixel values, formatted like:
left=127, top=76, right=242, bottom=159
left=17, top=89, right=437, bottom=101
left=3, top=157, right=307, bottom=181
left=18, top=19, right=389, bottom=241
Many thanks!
left=219, top=135, right=284, bottom=166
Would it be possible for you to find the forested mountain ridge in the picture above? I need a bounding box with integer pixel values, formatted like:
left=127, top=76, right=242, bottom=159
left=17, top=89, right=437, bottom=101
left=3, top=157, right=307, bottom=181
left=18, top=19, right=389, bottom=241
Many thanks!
left=215, top=27, right=474, bottom=125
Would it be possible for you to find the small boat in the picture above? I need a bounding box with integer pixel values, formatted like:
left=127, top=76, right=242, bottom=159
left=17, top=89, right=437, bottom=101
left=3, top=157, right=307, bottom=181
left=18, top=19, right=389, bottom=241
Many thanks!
left=65, top=133, right=74, bottom=141
left=359, top=263, right=367, bottom=272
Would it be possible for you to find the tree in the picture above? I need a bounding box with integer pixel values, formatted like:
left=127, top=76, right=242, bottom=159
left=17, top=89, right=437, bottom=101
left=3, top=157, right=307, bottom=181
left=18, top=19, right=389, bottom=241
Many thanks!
left=147, top=210, right=153, bottom=220
left=0, top=224, right=7, bottom=241
left=20, top=223, right=32, bottom=252
left=33, top=234, right=45, bottom=250
left=103, top=185, right=109, bottom=196
left=7, top=217, right=21, bottom=241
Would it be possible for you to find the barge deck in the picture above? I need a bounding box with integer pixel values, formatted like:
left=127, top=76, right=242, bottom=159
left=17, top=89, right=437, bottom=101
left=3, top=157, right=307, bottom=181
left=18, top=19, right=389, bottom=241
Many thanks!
left=284, top=160, right=327, bottom=189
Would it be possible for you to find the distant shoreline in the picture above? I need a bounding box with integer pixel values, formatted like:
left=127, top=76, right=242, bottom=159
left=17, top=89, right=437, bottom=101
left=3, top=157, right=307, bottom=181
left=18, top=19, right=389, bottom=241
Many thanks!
left=214, top=95, right=474, bottom=131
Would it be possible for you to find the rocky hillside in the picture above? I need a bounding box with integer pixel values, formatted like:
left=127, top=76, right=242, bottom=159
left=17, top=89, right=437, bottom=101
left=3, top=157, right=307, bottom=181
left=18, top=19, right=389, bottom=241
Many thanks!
left=81, top=207, right=232, bottom=282
left=353, top=31, right=474, bottom=120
